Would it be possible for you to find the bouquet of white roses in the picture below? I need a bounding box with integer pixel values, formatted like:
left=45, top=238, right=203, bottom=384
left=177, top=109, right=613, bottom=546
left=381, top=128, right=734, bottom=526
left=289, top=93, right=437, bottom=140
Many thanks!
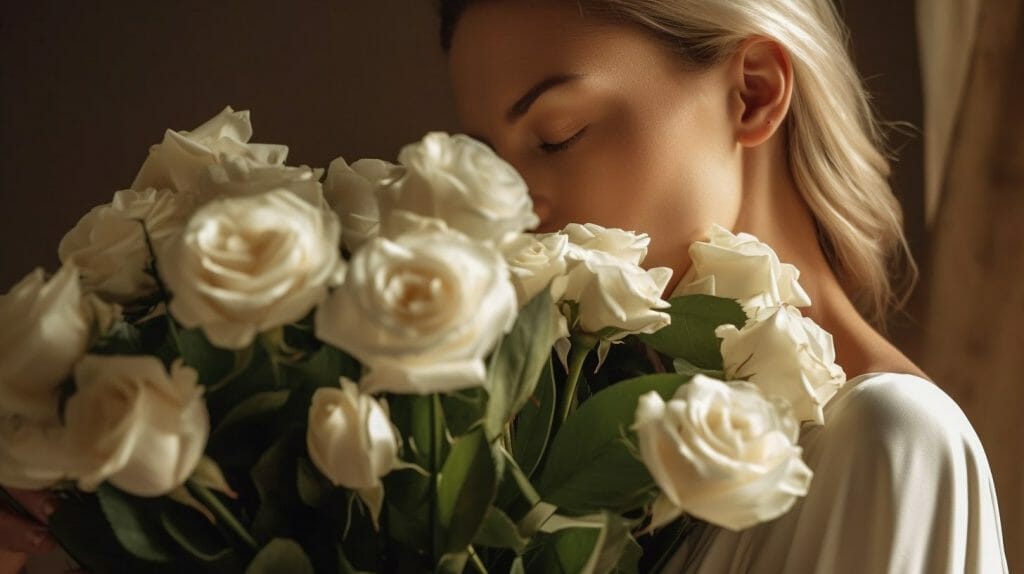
left=0, top=107, right=845, bottom=573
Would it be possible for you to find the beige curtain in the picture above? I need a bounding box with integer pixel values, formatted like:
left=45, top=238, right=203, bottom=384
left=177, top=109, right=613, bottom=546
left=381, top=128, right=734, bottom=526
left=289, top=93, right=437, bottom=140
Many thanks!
left=916, top=0, right=1023, bottom=569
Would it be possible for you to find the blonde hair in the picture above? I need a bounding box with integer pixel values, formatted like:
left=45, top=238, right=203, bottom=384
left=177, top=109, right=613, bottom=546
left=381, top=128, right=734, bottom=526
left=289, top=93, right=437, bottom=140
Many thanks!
left=439, top=0, right=917, bottom=325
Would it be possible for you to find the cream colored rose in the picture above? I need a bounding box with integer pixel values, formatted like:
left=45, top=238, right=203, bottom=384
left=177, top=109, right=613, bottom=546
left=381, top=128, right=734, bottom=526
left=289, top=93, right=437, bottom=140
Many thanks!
left=561, top=227, right=672, bottom=338
left=676, top=224, right=811, bottom=316
left=307, top=379, right=399, bottom=490
left=561, top=223, right=650, bottom=266
left=635, top=375, right=812, bottom=531
left=67, top=355, right=208, bottom=497
left=132, top=106, right=289, bottom=194
left=324, top=157, right=397, bottom=253
left=716, top=305, right=846, bottom=426
left=199, top=155, right=327, bottom=208
left=160, top=189, right=343, bottom=350
left=501, top=232, right=569, bottom=305
left=0, top=265, right=90, bottom=421
left=58, top=188, right=192, bottom=302
left=378, top=132, right=538, bottom=244
left=315, top=227, right=517, bottom=395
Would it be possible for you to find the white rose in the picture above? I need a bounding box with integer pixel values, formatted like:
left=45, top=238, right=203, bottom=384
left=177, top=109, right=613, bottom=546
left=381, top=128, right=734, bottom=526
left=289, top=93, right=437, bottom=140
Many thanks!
left=199, top=155, right=327, bottom=208
left=307, top=379, right=399, bottom=490
left=675, top=224, right=811, bottom=316
left=561, top=223, right=650, bottom=266
left=0, top=265, right=90, bottom=421
left=67, top=355, right=208, bottom=497
left=562, top=246, right=672, bottom=338
left=132, top=106, right=289, bottom=194
left=0, top=417, right=75, bottom=489
left=501, top=233, right=569, bottom=305
left=634, top=375, right=812, bottom=531
left=315, top=228, right=517, bottom=395
left=58, top=188, right=192, bottom=302
left=716, top=305, right=846, bottom=425
left=160, top=189, right=343, bottom=350
left=378, top=132, right=539, bottom=244
left=324, top=157, right=397, bottom=252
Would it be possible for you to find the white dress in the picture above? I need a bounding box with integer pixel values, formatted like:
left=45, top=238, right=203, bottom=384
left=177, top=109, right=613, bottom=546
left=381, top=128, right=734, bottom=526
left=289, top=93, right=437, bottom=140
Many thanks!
left=665, top=372, right=1008, bottom=573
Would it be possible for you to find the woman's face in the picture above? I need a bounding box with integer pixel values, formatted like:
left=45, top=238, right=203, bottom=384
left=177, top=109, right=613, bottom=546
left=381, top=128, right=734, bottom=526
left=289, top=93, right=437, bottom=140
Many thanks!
left=447, top=1, right=745, bottom=279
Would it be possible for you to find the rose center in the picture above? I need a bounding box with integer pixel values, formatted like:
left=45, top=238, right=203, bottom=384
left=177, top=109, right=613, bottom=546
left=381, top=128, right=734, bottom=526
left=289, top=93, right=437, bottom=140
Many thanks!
left=387, top=270, right=448, bottom=320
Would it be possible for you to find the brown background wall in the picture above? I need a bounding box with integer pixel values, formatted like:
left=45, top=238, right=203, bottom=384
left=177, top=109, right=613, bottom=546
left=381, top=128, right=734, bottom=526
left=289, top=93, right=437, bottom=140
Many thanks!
left=0, top=0, right=457, bottom=286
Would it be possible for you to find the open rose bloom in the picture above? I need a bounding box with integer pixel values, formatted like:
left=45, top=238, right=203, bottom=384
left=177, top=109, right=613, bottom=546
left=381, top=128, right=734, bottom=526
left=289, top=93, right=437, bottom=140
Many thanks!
left=0, top=109, right=846, bottom=573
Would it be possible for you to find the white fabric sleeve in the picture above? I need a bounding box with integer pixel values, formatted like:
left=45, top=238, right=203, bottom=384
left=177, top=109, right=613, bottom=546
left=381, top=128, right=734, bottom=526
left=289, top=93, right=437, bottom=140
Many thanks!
left=670, top=373, right=1008, bottom=573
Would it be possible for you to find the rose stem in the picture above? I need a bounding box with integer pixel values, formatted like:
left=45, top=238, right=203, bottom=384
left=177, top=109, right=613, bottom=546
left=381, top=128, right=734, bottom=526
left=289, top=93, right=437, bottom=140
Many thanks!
left=430, top=393, right=444, bottom=565
left=186, top=480, right=259, bottom=553
left=468, top=544, right=489, bottom=573
left=557, top=334, right=597, bottom=424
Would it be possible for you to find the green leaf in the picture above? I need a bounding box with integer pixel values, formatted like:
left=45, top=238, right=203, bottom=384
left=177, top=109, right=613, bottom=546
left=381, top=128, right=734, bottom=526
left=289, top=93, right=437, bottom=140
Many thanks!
left=530, top=528, right=601, bottom=573
left=383, top=469, right=431, bottom=552
left=525, top=513, right=637, bottom=574
left=249, top=430, right=304, bottom=541
left=437, top=429, right=502, bottom=557
left=95, top=485, right=177, bottom=563
left=245, top=538, right=314, bottom=574
left=536, top=374, right=689, bottom=514
left=292, top=343, right=361, bottom=387
left=49, top=491, right=175, bottom=573
left=442, top=387, right=487, bottom=436
left=437, top=551, right=469, bottom=574
left=612, top=536, right=643, bottom=574
left=211, top=390, right=289, bottom=439
left=176, top=327, right=237, bottom=386
left=474, top=506, right=529, bottom=553
left=637, top=295, right=745, bottom=370
left=511, top=358, right=556, bottom=478
left=495, top=447, right=542, bottom=524
left=484, top=289, right=556, bottom=439
left=206, top=390, right=289, bottom=466
left=296, top=456, right=336, bottom=509
left=389, top=394, right=444, bottom=468
left=160, top=502, right=234, bottom=564
left=670, top=357, right=725, bottom=380
left=588, top=514, right=636, bottom=574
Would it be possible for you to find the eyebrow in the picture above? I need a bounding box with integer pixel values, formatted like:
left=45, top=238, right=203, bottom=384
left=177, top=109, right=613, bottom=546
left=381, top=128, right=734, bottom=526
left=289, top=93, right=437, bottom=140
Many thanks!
left=468, top=73, right=581, bottom=150
left=505, top=73, right=581, bottom=123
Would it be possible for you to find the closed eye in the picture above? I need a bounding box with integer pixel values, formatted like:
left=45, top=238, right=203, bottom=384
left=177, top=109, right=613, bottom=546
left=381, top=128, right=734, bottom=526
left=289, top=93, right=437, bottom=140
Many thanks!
left=539, top=126, right=588, bottom=153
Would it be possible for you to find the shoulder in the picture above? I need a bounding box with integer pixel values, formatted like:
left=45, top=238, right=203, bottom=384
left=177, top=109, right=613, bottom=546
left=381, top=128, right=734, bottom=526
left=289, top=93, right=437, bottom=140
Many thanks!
left=827, top=368, right=962, bottom=427
left=821, top=372, right=981, bottom=452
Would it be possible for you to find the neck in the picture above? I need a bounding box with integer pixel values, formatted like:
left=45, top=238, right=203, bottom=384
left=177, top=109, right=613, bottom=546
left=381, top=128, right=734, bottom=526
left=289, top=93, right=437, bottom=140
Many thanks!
left=732, top=137, right=910, bottom=379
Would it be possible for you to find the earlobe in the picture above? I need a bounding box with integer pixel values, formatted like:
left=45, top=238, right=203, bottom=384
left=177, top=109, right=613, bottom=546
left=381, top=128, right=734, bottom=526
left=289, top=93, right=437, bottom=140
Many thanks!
left=731, top=38, right=793, bottom=148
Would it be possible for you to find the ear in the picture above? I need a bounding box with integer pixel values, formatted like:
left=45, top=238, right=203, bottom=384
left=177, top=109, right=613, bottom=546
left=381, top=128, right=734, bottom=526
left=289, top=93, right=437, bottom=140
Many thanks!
left=727, top=37, right=793, bottom=147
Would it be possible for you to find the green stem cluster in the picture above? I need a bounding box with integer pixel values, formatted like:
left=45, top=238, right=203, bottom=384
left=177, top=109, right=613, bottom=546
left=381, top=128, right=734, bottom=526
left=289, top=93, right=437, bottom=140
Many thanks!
left=429, top=394, right=444, bottom=565
left=186, top=480, right=258, bottom=553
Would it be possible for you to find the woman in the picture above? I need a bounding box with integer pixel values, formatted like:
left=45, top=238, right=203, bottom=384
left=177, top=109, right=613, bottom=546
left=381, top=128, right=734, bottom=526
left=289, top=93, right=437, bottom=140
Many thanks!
left=0, top=1, right=1007, bottom=571
left=439, top=0, right=1007, bottom=572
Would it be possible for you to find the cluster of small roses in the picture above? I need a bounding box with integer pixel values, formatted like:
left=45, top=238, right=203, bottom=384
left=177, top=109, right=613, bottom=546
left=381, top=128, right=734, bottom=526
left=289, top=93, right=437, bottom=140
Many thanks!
left=0, top=108, right=674, bottom=513
left=303, top=136, right=675, bottom=521
left=633, top=225, right=846, bottom=531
